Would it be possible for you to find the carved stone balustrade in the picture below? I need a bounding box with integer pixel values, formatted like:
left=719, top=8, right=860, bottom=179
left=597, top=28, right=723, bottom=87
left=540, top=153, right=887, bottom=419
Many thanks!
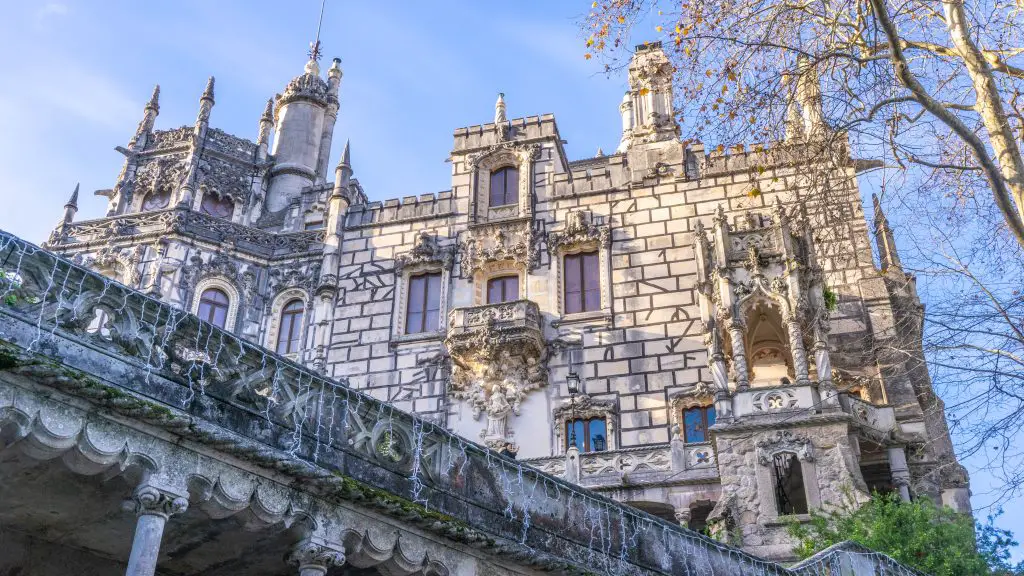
left=731, top=384, right=820, bottom=419
left=727, top=227, right=784, bottom=262
left=839, top=394, right=901, bottom=441
left=526, top=444, right=719, bottom=490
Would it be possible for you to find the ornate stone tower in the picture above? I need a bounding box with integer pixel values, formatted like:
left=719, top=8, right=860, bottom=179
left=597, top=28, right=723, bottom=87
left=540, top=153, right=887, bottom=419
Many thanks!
left=265, top=56, right=342, bottom=218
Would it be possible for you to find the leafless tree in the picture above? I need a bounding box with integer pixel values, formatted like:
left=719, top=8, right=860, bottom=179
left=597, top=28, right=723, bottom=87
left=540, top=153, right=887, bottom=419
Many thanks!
left=586, top=0, right=1024, bottom=499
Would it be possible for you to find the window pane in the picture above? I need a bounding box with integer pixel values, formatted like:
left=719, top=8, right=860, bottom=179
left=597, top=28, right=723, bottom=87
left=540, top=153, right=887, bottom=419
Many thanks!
left=425, top=273, right=441, bottom=313
left=588, top=418, right=607, bottom=452
left=487, top=278, right=504, bottom=304
left=197, top=302, right=212, bottom=323
left=683, top=408, right=706, bottom=443
left=707, top=405, right=716, bottom=428
left=564, top=255, right=582, bottom=314
left=582, top=252, right=600, bottom=312
left=211, top=305, right=227, bottom=329
left=277, top=314, right=293, bottom=354
left=490, top=170, right=506, bottom=206
left=504, top=168, right=519, bottom=205
left=567, top=420, right=586, bottom=451
left=504, top=276, right=519, bottom=300
left=408, top=276, right=426, bottom=313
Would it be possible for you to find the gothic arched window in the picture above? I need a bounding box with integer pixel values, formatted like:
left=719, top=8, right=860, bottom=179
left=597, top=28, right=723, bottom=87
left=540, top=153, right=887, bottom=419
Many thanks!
left=566, top=417, right=607, bottom=453
left=275, top=299, right=305, bottom=355
left=197, top=288, right=230, bottom=328
left=200, top=193, right=234, bottom=219
left=489, top=166, right=519, bottom=207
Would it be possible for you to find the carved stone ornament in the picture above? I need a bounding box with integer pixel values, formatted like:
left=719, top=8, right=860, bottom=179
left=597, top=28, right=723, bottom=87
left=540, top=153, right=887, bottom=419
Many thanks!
left=459, top=221, right=538, bottom=276
left=464, top=141, right=540, bottom=171
left=276, top=61, right=331, bottom=113
left=444, top=300, right=547, bottom=445
left=547, top=210, right=611, bottom=255
left=287, top=539, right=346, bottom=571
left=123, top=485, right=189, bottom=519
left=395, top=232, right=455, bottom=273
left=755, top=430, right=814, bottom=465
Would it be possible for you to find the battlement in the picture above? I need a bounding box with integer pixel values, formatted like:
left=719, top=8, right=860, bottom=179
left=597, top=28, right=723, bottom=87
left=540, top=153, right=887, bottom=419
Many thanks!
left=345, top=190, right=455, bottom=228
left=452, top=113, right=561, bottom=152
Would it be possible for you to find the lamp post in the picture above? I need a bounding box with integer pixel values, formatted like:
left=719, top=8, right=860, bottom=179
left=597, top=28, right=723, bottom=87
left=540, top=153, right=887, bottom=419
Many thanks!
left=566, top=371, right=580, bottom=451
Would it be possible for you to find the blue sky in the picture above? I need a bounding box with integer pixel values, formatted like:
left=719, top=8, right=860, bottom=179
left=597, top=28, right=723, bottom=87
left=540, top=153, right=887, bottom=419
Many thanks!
left=1, top=0, right=1019, bottom=553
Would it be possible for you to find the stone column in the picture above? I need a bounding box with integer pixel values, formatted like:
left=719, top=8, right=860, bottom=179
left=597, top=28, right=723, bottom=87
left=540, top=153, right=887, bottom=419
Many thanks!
left=726, top=321, right=749, bottom=391
left=287, top=538, right=346, bottom=576
left=123, top=485, right=188, bottom=576
left=564, top=445, right=581, bottom=484
left=674, top=506, right=692, bottom=529
left=888, top=447, right=912, bottom=502
left=785, top=318, right=811, bottom=385
left=813, top=335, right=840, bottom=408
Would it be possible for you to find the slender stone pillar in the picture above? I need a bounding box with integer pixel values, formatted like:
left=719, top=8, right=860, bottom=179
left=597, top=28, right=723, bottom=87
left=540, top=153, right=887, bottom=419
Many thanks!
left=888, top=447, right=912, bottom=502
left=813, top=335, right=840, bottom=408
left=726, top=321, right=749, bottom=391
left=786, top=318, right=811, bottom=385
left=123, top=485, right=188, bottom=576
left=287, top=538, right=346, bottom=576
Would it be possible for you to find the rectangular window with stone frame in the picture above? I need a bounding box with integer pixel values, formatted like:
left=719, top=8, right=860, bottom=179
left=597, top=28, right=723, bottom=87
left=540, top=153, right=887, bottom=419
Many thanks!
left=405, top=272, right=442, bottom=334
left=563, top=251, right=600, bottom=314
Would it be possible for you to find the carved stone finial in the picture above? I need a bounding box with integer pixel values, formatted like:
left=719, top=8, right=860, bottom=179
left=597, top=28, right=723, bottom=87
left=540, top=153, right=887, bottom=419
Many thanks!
left=494, top=92, right=507, bottom=124
left=123, top=485, right=189, bottom=520
left=201, top=76, right=215, bottom=103
left=146, top=85, right=160, bottom=113
left=287, top=539, right=345, bottom=575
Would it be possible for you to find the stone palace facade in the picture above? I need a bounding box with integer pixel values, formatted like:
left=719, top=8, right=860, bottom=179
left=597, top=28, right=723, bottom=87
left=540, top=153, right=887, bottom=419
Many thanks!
left=43, top=41, right=969, bottom=561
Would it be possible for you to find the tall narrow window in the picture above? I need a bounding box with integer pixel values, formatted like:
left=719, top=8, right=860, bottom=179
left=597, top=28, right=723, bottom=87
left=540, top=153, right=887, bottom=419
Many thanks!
left=564, top=251, right=601, bottom=314
left=276, top=299, right=305, bottom=355
left=489, top=166, right=519, bottom=207
left=406, top=272, right=442, bottom=334
left=486, top=275, right=519, bottom=304
left=566, top=417, right=607, bottom=453
left=197, top=288, right=230, bottom=328
left=682, top=405, right=716, bottom=443
left=772, top=453, right=809, bottom=515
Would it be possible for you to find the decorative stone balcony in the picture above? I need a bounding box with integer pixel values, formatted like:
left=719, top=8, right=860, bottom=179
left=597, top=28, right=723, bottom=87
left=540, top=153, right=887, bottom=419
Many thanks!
left=527, top=443, right=719, bottom=490
left=444, top=299, right=547, bottom=450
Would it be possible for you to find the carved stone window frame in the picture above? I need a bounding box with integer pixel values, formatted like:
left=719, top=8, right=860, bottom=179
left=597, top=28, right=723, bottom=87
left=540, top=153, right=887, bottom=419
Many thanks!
left=473, top=260, right=526, bottom=305
left=391, top=240, right=454, bottom=345
left=754, top=430, right=821, bottom=520
left=670, top=385, right=716, bottom=444
left=469, top=144, right=538, bottom=224
left=266, top=287, right=311, bottom=359
left=552, top=394, right=617, bottom=455
left=549, top=212, right=612, bottom=322
left=191, top=277, right=241, bottom=332
left=196, top=186, right=240, bottom=223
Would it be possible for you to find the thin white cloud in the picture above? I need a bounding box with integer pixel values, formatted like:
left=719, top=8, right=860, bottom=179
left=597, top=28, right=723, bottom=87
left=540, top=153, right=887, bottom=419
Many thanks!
left=36, top=3, right=69, bottom=20
left=31, top=67, right=139, bottom=130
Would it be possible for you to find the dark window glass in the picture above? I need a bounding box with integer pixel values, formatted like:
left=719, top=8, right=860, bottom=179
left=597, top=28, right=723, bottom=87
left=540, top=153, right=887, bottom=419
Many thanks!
left=200, top=194, right=234, bottom=219
left=304, top=220, right=324, bottom=230
left=142, top=189, right=171, bottom=211
left=489, top=167, right=519, bottom=207
left=197, top=288, right=230, bottom=329
left=486, top=275, right=519, bottom=304
left=564, top=251, right=601, bottom=314
left=772, top=453, right=809, bottom=515
left=276, top=299, right=304, bottom=355
left=566, top=417, right=608, bottom=453
left=683, top=405, right=716, bottom=443
left=406, top=272, right=442, bottom=334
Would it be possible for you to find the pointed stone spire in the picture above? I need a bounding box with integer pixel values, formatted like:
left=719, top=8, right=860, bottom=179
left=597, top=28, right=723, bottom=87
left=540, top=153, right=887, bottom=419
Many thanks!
left=494, top=93, right=507, bottom=124
left=257, top=98, right=274, bottom=154
left=872, top=194, right=902, bottom=271
left=201, top=76, right=215, bottom=104
left=334, top=139, right=352, bottom=188
left=596, top=147, right=605, bottom=157
left=339, top=139, right=351, bottom=169
left=145, top=85, right=161, bottom=113
left=130, top=84, right=161, bottom=149
left=62, top=183, right=80, bottom=224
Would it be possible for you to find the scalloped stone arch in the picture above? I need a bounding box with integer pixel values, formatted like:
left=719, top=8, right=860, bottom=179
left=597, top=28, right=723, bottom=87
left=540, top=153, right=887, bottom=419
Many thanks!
left=265, top=287, right=310, bottom=356
left=191, top=276, right=241, bottom=332
left=471, top=146, right=535, bottom=223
